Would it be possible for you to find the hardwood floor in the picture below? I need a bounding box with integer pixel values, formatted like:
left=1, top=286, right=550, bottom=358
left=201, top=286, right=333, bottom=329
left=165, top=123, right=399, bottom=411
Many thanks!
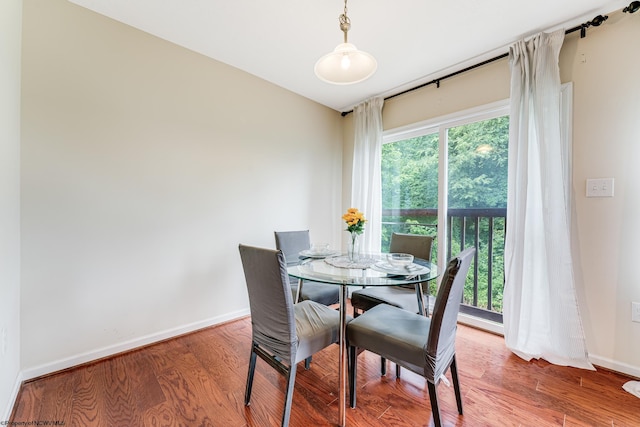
left=10, top=311, right=640, bottom=426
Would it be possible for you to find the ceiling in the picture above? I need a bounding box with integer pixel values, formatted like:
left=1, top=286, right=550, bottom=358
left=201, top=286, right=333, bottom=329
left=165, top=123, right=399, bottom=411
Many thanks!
left=68, top=0, right=627, bottom=113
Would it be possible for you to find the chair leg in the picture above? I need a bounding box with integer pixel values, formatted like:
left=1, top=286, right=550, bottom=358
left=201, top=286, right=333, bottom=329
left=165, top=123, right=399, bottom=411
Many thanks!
left=304, top=356, right=312, bottom=370
left=244, top=347, right=257, bottom=405
left=450, top=356, right=463, bottom=415
left=281, top=363, right=297, bottom=427
left=295, top=279, right=303, bottom=304
left=396, top=363, right=401, bottom=378
left=427, top=381, right=442, bottom=427
left=381, top=357, right=387, bottom=376
left=349, top=345, right=357, bottom=408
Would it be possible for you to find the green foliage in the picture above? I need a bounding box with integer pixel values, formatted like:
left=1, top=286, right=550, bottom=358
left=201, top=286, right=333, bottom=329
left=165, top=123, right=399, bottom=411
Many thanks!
left=381, top=116, right=509, bottom=314
left=447, top=117, right=509, bottom=208
left=382, top=134, right=439, bottom=210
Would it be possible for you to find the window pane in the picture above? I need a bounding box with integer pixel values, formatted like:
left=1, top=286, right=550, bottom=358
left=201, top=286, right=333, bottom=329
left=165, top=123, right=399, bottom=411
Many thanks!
left=447, top=117, right=509, bottom=209
left=381, top=107, right=510, bottom=322
left=381, top=133, right=438, bottom=253
left=447, top=116, right=508, bottom=315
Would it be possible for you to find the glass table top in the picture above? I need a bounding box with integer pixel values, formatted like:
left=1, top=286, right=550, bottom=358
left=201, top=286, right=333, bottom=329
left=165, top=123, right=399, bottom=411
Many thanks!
left=287, top=253, right=438, bottom=287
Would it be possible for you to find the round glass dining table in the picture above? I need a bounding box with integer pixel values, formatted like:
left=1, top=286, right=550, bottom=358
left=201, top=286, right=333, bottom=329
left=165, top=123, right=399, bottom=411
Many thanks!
left=287, top=254, right=438, bottom=427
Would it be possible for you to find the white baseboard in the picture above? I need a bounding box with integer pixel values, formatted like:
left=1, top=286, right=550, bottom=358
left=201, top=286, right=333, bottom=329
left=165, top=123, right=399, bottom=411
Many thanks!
left=2, top=370, right=23, bottom=423
left=589, top=354, right=640, bottom=379
left=21, top=308, right=250, bottom=381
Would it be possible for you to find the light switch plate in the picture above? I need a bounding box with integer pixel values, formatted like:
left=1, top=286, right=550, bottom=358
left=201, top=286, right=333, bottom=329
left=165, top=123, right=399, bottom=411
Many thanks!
left=632, top=302, right=640, bottom=323
left=586, top=178, right=614, bottom=198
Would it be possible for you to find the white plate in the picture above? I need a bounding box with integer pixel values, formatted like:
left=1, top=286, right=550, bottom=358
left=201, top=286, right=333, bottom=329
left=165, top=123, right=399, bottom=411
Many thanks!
left=299, top=249, right=340, bottom=259
left=370, top=261, right=430, bottom=276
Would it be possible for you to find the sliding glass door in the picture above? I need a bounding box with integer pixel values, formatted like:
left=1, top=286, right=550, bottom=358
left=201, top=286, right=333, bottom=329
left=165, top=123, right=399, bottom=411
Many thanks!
left=382, top=101, right=509, bottom=321
left=443, top=114, right=508, bottom=321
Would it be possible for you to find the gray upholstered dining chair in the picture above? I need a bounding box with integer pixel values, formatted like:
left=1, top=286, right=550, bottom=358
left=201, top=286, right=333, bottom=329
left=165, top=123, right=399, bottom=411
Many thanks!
left=351, top=232, right=435, bottom=317
left=275, top=230, right=340, bottom=306
left=238, top=244, right=341, bottom=427
left=351, top=232, right=435, bottom=376
left=347, top=247, right=475, bottom=427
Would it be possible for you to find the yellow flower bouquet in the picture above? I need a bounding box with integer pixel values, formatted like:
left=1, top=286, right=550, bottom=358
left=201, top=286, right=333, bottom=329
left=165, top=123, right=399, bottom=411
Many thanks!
left=342, top=208, right=366, bottom=261
left=342, top=207, right=366, bottom=234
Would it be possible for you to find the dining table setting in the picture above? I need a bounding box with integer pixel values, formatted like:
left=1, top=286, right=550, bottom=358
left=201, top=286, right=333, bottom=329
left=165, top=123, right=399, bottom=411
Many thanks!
left=287, top=244, right=438, bottom=426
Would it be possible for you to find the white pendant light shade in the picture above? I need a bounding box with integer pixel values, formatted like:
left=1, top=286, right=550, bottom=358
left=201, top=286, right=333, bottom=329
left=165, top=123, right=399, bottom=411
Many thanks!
left=315, top=42, right=377, bottom=85
left=315, top=0, right=377, bottom=85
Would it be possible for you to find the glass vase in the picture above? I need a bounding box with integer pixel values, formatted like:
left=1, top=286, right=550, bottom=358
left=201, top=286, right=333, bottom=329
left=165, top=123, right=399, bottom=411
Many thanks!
left=348, top=231, right=361, bottom=262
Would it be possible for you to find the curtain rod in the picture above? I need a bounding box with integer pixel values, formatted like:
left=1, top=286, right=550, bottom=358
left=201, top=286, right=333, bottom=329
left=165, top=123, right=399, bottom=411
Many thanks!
left=340, top=13, right=609, bottom=117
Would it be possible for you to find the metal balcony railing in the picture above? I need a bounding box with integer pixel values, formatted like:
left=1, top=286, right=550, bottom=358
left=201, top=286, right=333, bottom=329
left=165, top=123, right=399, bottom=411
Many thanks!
left=382, top=207, right=506, bottom=323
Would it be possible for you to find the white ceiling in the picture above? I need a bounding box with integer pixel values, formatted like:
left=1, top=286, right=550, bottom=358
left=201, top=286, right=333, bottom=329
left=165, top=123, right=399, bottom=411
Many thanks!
left=68, top=0, right=627, bottom=112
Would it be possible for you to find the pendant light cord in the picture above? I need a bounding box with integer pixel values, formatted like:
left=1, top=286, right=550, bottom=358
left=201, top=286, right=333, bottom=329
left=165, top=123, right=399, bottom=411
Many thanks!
left=339, top=0, right=351, bottom=43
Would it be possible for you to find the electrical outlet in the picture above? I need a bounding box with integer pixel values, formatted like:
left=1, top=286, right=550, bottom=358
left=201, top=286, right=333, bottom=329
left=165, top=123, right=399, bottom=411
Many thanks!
left=0, top=327, right=6, bottom=357
left=633, top=302, right=640, bottom=323
left=586, top=178, right=614, bottom=198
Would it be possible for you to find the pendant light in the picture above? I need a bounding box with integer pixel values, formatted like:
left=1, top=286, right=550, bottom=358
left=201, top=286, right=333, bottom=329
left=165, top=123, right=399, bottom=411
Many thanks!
left=314, top=0, right=377, bottom=85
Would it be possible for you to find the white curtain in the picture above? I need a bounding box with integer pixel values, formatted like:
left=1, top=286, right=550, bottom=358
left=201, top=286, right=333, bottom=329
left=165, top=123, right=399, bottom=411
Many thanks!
left=352, top=97, right=384, bottom=254
left=504, top=30, right=594, bottom=370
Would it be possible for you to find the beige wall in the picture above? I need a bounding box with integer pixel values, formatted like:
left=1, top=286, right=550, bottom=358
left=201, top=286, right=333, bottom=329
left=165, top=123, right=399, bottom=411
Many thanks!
left=0, top=0, right=22, bottom=419
left=20, top=0, right=343, bottom=374
left=344, top=10, right=640, bottom=375
left=561, top=10, right=640, bottom=373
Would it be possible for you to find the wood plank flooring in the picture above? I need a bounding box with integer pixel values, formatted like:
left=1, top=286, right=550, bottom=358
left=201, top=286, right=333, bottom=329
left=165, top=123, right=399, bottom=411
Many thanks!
left=10, top=310, right=640, bottom=426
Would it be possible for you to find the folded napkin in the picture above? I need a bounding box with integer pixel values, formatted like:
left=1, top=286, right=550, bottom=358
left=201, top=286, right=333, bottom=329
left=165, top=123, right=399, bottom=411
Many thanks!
left=623, top=380, right=640, bottom=398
